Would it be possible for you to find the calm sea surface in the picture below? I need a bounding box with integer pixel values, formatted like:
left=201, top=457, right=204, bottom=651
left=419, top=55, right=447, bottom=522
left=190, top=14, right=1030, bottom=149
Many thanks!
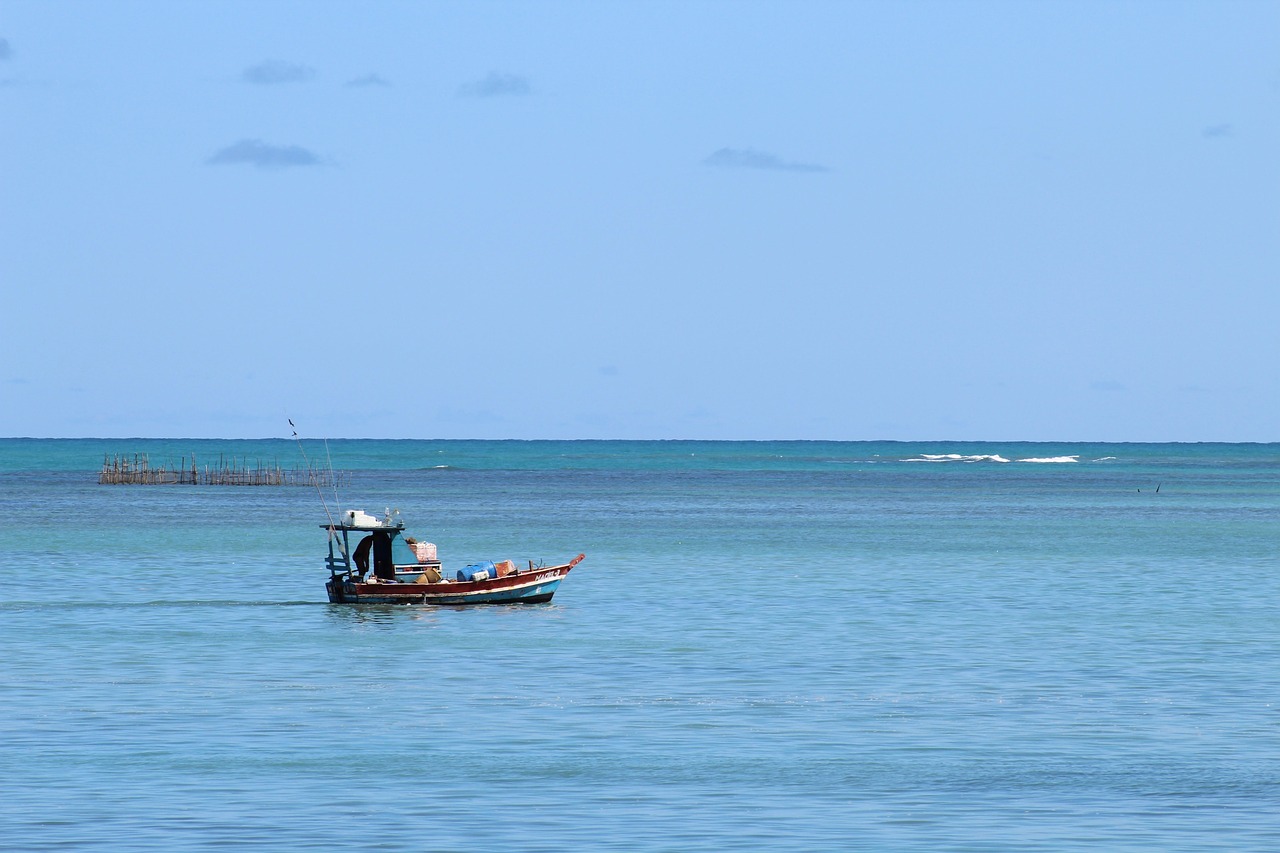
left=1, top=439, right=1278, bottom=851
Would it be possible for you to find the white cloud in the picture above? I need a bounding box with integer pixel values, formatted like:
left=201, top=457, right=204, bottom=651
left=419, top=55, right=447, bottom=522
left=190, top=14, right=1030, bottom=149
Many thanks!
left=206, top=139, right=321, bottom=169
left=345, top=73, right=391, bottom=88
left=703, top=147, right=828, bottom=173
left=243, top=60, right=315, bottom=85
left=458, top=72, right=531, bottom=98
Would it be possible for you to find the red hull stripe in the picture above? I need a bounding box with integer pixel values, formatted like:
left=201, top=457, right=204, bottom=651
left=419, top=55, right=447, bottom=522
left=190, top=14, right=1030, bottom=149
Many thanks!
left=345, top=562, right=575, bottom=600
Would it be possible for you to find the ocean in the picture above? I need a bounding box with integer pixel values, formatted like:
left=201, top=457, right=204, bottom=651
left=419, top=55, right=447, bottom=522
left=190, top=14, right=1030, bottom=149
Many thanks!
left=1, top=439, right=1277, bottom=851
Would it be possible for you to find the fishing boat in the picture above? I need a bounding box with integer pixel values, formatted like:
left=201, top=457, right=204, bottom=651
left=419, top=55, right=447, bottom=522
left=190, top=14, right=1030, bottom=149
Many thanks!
left=322, top=508, right=584, bottom=605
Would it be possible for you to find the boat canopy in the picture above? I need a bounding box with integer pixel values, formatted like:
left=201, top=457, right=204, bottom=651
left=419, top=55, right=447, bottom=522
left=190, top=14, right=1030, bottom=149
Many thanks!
left=322, top=509, right=420, bottom=579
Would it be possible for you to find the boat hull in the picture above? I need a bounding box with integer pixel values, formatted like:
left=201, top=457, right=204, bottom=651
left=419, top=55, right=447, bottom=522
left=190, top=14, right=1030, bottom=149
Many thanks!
left=326, top=560, right=577, bottom=605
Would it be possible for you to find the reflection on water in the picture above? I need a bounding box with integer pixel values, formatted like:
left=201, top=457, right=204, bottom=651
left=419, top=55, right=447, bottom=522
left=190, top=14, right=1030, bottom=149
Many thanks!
left=323, top=601, right=439, bottom=627
left=322, top=600, right=569, bottom=628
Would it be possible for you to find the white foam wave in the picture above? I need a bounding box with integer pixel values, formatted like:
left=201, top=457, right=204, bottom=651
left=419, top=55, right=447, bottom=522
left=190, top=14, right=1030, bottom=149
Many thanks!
left=904, top=454, right=1011, bottom=463
left=1016, top=456, right=1079, bottom=464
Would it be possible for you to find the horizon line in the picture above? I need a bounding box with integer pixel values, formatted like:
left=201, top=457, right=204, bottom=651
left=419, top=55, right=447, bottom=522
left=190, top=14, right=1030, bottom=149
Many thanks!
left=2, top=436, right=1276, bottom=445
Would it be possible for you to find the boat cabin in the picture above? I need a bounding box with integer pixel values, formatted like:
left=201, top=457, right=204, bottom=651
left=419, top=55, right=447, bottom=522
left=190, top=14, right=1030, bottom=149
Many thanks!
left=323, top=509, right=443, bottom=584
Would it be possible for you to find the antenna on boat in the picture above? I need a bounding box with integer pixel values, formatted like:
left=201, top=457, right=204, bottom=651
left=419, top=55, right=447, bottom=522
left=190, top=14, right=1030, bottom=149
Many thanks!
left=290, top=419, right=339, bottom=532
left=323, top=436, right=342, bottom=515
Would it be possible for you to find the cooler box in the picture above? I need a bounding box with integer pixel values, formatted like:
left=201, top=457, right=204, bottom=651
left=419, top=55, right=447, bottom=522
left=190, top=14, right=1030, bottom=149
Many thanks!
left=344, top=510, right=380, bottom=528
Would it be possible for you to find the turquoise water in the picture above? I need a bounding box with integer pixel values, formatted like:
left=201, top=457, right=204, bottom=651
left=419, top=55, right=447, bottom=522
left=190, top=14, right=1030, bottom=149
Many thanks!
left=1, top=440, right=1278, bottom=850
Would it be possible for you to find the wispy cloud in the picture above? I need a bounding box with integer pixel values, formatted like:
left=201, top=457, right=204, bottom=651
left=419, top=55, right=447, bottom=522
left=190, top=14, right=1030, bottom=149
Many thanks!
left=704, top=147, right=829, bottom=173
left=0, top=38, right=12, bottom=61
left=206, top=139, right=321, bottom=170
left=243, top=60, right=315, bottom=85
left=458, top=72, right=531, bottom=98
left=1202, top=123, right=1233, bottom=139
left=345, top=73, right=391, bottom=88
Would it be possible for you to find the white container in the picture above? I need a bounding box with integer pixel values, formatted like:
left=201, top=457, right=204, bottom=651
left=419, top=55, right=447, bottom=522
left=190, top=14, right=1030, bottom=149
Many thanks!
left=344, top=509, right=380, bottom=528
left=412, top=542, right=438, bottom=562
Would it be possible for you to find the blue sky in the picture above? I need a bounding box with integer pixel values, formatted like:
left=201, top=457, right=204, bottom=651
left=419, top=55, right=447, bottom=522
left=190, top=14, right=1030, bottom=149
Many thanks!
left=2, top=1, right=1277, bottom=440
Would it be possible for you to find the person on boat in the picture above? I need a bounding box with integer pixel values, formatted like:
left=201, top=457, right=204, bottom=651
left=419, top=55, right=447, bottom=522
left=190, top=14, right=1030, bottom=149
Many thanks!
left=353, top=534, right=374, bottom=577
left=370, top=531, right=395, bottom=581
left=353, top=532, right=395, bottom=581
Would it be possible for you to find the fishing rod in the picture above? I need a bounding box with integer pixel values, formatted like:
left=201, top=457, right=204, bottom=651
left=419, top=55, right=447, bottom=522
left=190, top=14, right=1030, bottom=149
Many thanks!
left=323, top=436, right=341, bottom=519
left=290, top=419, right=341, bottom=537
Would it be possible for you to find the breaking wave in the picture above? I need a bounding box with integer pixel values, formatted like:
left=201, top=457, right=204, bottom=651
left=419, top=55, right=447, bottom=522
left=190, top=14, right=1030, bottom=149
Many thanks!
left=904, top=454, right=1011, bottom=463
left=902, top=453, right=1084, bottom=465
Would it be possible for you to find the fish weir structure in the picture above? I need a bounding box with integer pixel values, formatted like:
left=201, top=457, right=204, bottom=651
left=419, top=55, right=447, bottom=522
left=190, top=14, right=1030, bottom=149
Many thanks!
left=99, top=453, right=347, bottom=487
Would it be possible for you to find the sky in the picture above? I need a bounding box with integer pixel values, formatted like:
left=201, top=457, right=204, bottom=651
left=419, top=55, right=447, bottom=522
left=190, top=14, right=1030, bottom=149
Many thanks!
left=1, top=0, right=1277, bottom=441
